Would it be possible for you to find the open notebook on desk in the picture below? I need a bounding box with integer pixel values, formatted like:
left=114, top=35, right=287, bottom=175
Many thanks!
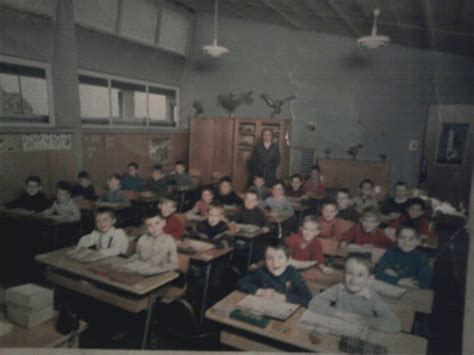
left=178, top=239, right=215, bottom=254
left=371, top=280, right=407, bottom=299
left=66, top=248, right=113, bottom=263
left=236, top=294, right=299, bottom=320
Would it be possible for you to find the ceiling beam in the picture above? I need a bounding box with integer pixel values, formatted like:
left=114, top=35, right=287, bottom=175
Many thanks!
left=259, top=0, right=303, bottom=30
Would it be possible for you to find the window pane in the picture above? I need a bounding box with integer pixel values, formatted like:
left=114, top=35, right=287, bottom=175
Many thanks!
left=79, top=83, right=109, bottom=119
left=158, top=6, right=191, bottom=55
left=149, top=92, right=166, bottom=121
left=73, top=0, right=119, bottom=34
left=20, top=76, right=48, bottom=116
left=111, top=80, right=146, bottom=123
left=118, top=0, right=159, bottom=45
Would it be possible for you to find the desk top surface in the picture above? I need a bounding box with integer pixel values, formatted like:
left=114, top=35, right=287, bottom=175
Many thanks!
left=35, top=248, right=178, bottom=296
left=206, top=290, right=427, bottom=354
left=0, top=210, right=72, bottom=225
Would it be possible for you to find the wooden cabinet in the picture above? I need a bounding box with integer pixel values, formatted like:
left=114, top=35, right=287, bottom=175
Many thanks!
left=189, top=117, right=290, bottom=192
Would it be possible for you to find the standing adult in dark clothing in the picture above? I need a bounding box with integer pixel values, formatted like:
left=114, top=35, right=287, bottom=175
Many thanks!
left=250, top=128, right=280, bottom=187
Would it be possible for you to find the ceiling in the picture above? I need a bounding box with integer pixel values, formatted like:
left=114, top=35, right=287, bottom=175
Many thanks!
left=174, top=0, right=474, bottom=57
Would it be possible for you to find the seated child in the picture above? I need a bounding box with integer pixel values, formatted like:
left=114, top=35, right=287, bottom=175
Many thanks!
left=167, top=160, right=195, bottom=189
left=159, top=198, right=184, bottom=240
left=351, top=179, right=379, bottom=213
left=286, top=173, right=305, bottom=199
left=72, top=170, right=97, bottom=201
left=121, top=162, right=144, bottom=192
left=97, top=174, right=131, bottom=209
left=381, top=181, right=410, bottom=222
left=388, top=198, right=435, bottom=241
left=216, top=176, right=243, bottom=206
left=143, top=164, right=168, bottom=197
left=42, top=181, right=81, bottom=222
left=375, top=225, right=431, bottom=289
left=285, top=216, right=331, bottom=272
left=195, top=202, right=231, bottom=248
left=76, top=207, right=128, bottom=256
left=341, top=208, right=396, bottom=249
left=264, top=180, right=294, bottom=221
left=336, top=188, right=360, bottom=223
left=3, top=176, right=50, bottom=213
left=121, top=212, right=178, bottom=275
left=232, top=190, right=269, bottom=230
left=186, top=187, right=214, bottom=222
left=302, top=165, right=326, bottom=199
left=308, top=252, right=401, bottom=332
left=249, top=175, right=269, bottom=202
left=237, top=239, right=312, bottom=306
left=318, top=199, right=352, bottom=241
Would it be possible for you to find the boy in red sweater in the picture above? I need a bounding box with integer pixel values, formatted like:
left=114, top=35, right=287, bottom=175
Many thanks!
left=285, top=216, right=331, bottom=273
left=341, top=207, right=396, bottom=249
left=318, top=199, right=353, bottom=241
left=159, top=197, right=184, bottom=240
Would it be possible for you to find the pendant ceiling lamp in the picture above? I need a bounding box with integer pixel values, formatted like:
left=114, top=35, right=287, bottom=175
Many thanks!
left=357, top=8, right=390, bottom=49
left=203, top=0, right=229, bottom=57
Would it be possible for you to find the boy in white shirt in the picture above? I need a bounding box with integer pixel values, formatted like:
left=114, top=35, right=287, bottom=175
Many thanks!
left=121, top=212, right=178, bottom=276
left=42, top=181, right=80, bottom=222
left=76, top=207, right=129, bottom=257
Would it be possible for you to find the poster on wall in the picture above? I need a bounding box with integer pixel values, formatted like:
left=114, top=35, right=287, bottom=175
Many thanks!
left=149, top=138, right=171, bottom=164
left=435, top=123, right=469, bottom=165
left=22, top=133, right=72, bottom=152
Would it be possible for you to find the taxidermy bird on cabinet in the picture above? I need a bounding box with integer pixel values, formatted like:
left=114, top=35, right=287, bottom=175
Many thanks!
left=217, top=90, right=253, bottom=117
left=192, top=100, right=204, bottom=117
left=260, top=94, right=295, bottom=117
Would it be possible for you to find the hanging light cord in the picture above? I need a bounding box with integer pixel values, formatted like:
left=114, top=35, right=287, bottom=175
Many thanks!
left=213, top=0, right=219, bottom=42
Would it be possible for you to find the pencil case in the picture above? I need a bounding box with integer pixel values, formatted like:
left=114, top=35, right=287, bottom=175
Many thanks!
left=339, top=335, right=388, bottom=355
left=230, top=309, right=270, bottom=328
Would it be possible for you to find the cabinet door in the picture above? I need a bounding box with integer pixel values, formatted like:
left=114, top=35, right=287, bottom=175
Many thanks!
left=189, top=118, right=215, bottom=184
left=211, top=118, right=235, bottom=181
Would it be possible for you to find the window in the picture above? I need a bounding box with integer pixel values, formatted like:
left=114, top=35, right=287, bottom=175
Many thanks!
left=78, top=71, right=178, bottom=128
left=0, top=56, right=53, bottom=125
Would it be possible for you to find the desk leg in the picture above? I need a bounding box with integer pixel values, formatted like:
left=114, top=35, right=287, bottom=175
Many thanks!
left=277, top=223, right=282, bottom=239
left=199, top=263, right=212, bottom=327
left=247, top=239, right=255, bottom=269
left=179, top=191, right=186, bottom=213
left=141, top=292, right=156, bottom=349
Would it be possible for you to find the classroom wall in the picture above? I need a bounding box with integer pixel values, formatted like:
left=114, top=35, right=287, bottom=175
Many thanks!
left=180, top=13, right=474, bottom=189
left=0, top=3, right=189, bottom=204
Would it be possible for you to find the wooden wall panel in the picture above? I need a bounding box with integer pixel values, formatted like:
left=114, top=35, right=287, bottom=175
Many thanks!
left=189, top=118, right=216, bottom=184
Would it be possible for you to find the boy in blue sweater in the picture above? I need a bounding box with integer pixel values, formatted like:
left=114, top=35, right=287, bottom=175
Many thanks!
left=375, top=225, right=431, bottom=289
left=237, top=239, right=312, bottom=306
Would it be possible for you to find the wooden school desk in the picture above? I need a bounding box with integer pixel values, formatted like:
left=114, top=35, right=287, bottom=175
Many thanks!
left=301, top=266, right=434, bottom=314
left=178, top=242, right=234, bottom=326
left=0, top=312, right=87, bottom=348
left=231, top=226, right=264, bottom=269
left=206, top=291, right=427, bottom=354
left=34, top=248, right=178, bottom=349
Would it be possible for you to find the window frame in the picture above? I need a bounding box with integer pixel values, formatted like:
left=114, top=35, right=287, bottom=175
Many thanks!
left=78, top=69, right=179, bottom=129
left=0, top=54, right=55, bottom=128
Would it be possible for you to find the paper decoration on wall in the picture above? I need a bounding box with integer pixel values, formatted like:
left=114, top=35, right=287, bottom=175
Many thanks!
left=0, top=135, right=21, bottom=152
left=22, top=133, right=72, bottom=152
left=149, top=138, right=171, bottom=164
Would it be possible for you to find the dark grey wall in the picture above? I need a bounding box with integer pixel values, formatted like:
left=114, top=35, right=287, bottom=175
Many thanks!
left=180, top=13, right=474, bottom=188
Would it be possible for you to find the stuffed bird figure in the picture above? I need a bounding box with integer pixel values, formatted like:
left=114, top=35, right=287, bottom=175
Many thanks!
left=260, top=94, right=295, bottom=117
left=192, top=100, right=204, bottom=117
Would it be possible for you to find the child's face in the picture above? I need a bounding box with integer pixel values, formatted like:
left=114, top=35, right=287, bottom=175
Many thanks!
left=407, top=204, right=424, bottom=219
left=290, top=177, right=302, bottom=191
left=344, top=259, right=371, bottom=294
left=128, top=166, right=138, bottom=176
left=397, top=228, right=420, bottom=253
left=25, top=181, right=41, bottom=196
left=201, top=190, right=214, bottom=204
left=360, top=182, right=373, bottom=197
left=208, top=207, right=224, bottom=226
left=244, top=193, right=259, bottom=210
left=152, top=170, right=163, bottom=181
left=321, top=204, right=338, bottom=221
left=108, top=178, right=121, bottom=191
left=336, top=192, right=350, bottom=209
left=310, top=169, right=320, bottom=181
left=301, top=221, right=320, bottom=242
left=254, top=177, right=265, bottom=188
left=271, top=184, right=285, bottom=199
left=145, top=216, right=165, bottom=238
left=395, top=185, right=408, bottom=200
left=265, top=247, right=289, bottom=277
left=175, top=164, right=185, bottom=174
left=361, top=215, right=380, bottom=233
left=96, top=212, right=115, bottom=234
left=262, top=130, right=272, bottom=143
left=56, top=188, right=70, bottom=203
left=219, top=181, right=232, bottom=195
left=79, top=177, right=91, bottom=188
left=159, top=201, right=176, bottom=217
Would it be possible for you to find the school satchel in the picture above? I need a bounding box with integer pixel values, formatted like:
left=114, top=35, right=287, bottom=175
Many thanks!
left=338, top=335, right=388, bottom=355
left=56, top=303, right=79, bottom=335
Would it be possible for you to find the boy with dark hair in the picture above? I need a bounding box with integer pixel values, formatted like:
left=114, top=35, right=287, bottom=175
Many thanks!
left=303, top=165, right=325, bottom=199
left=143, top=165, right=168, bottom=197
left=167, top=160, right=194, bottom=189
left=42, top=181, right=80, bottom=222
left=351, top=179, right=379, bottom=213
left=196, top=202, right=231, bottom=248
left=216, top=176, right=243, bottom=206
left=232, top=190, right=269, bottom=229
left=287, top=173, right=305, bottom=199
left=72, top=170, right=97, bottom=201
left=336, top=188, right=360, bottom=223
left=237, top=239, right=312, bottom=306
left=249, top=175, right=269, bottom=202
left=97, top=174, right=131, bottom=209
left=381, top=181, right=410, bottom=222
left=318, top=199, right=353, bottom=241
left=121, top=162, right=144, bottom=192
left=388, top=197, right=435, bottom=241
left=3, top=176, right=50, bottom=213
